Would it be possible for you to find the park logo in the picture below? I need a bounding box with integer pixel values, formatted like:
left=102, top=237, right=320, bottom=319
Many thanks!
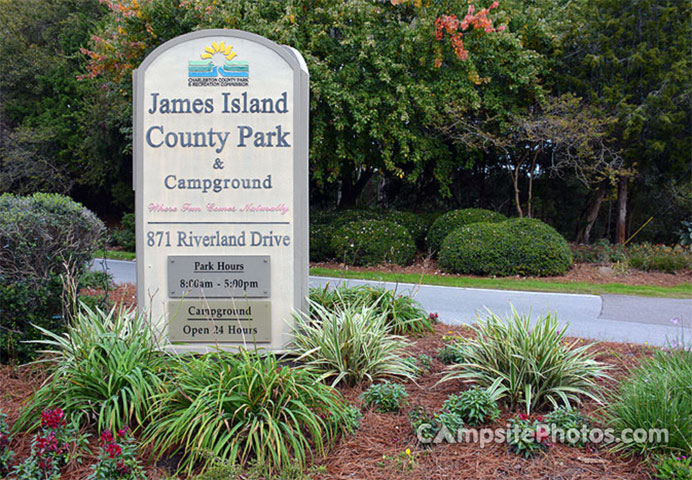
left=188, top=41, right=249, bottom=87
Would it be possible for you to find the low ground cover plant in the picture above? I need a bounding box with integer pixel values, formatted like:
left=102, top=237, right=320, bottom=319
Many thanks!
left=506, top=414, right=552, bottom=458
left=607, top=348, right=692, bottom=455
left=110, top=212, right=135, bottom=252
left=331, top=219, right=416, bottom=266
left=309, top=285, right=432, bottom=335
left=290, top=300, right=415, bottom=386
left=544, top=406, right=591, bottom=447
left=361, top=382, right=409, bottom=413
left=654, top=454, right=692, bottom=480
left=437, top=337, right=469, bottom=364
left=438, top=218, right=572, bottom=276
left=440, top=308, right=608, bottom=413
left=145, top=350, right=349, bottom=474
left=426, top=208, right=506, bottom=253
left=628, top=243, right=692, bottom=273
left=89, top=428, right=145, bottom=480
left=16, top=305, right=165, bottom=433
left=442, top=387, right=501, bottom=427
left=0, top=411, right=12, bottom=475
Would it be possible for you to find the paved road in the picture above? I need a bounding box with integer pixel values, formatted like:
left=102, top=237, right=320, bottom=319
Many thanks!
left=92, top=259, right=691, bottom=346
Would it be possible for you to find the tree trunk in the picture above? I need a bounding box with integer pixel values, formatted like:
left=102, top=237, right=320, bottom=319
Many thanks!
left=615, top=176, right=628, bottom=244
left=527, top=151, right=538, bottom=218
left=575, top=183, right=606, bottom=244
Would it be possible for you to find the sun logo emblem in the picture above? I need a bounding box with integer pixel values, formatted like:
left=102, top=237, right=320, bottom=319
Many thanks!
left=201, top=41, right=237, bottom=61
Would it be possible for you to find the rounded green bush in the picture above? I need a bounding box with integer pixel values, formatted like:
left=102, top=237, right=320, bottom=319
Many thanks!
left=331, top=219, right=416, bottom=266
left=426, top=208, right=506, bottom=252
left=332, top=209, right=383, bottom=227
left=382, top=210, right=429, bottom=248
left=310, top=223, right=336, bottom=262
left=438, top=218, right=572, bottom=276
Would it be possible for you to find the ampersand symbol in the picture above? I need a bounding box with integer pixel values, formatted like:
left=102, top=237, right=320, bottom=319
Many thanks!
left=212, top=158, right=224, bottom=169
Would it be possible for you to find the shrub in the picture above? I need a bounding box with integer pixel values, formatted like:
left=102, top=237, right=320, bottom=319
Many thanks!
left=426, top=208, right=506, bottom=253
left=332, top=209, right=383, bottom=227
left=654, top=454, right=692, bottom=480
left=434, top=410, right=465, bottom=435
left=331, top=219, right=416, bottom=266
left=0, top=192, right=105, bottom=281
left=607, top=349, right=692, bottom=455
left=402, top=355, right=432, bottom=379
left=571, top=239, right=627, bottom=264
left=382, top=211, right=429, bottom=248
left=145, top=350, right=347, bottom=474
left=342, top=405, right=363, bottom=434
left=290, top=300, right=415, bottom=387
left=408, top=406, right=439, bottom=444
left=361, top=381, right=408, bottom=413
left=440, top=308, right=609, bottom=413
left=506, top=414, right=551, bottom=458
left=308, top=285, right=432, bottom=335
left=442, top=387, right=501, bottom=427
left=544, top=406, right=591, bottom=447
left=16, top=305, right=164, bottom=433
left=438, top=218, right=572, bottom=276
left=309, top=223, right=336, bottom=262
left=111, top=212, right=135, bottom=252
left=628, top=243, right=691, bottom=273
left=437, top=339, right=468, bottom=365
left=88, top=428, right=145, bottom=480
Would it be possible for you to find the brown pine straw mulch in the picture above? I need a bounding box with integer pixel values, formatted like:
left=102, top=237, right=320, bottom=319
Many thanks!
left=1, top=321, right=659, bottom=480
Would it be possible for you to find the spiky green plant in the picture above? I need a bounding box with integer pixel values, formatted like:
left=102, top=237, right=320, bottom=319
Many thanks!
left=290, top=300, right=415, bottom=387
left=15, top=304, right=165, bottom=433
left=439, top=308, right=609, bottom=413
left=144, top=350, right=347, bottom=474
left=308, top=285, right=432, bottom=335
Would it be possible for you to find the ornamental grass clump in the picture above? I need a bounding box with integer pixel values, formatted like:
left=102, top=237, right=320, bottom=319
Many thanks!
left=16, top=304, right=165, bottom=433
left=144, top=350, right=348, bottom=474
left=440, top=308, right=609, bottom=413
left=607, top=348, right=692, bottom=455
left=290, top=300, right=415, bottom=386
left=308, top=285, right=433, bottom=335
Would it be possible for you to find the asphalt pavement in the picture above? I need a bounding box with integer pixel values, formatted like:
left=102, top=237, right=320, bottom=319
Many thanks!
left=92, top=258, right=691, bottom=346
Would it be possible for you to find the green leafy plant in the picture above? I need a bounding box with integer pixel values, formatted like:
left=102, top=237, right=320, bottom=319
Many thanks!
left=309, top=223, right=337, bottom=262
left=440, top=308, right=609, bottom=413
left=376, top=449, right=417, bottom=472
left=677, top=221, right=692, bottom=247
left=361, top=382, right=408, bottom=413
left=145, top=350, right=348, bottom=474
left=308, top=285, right=432, bottom=335
left=437, top=339, right=468, bottom=364
left=341, top=405, right=363, bottom=434
left=628, top=243, right=691, bottom=273
left=571, top=239, right=627, bottom=264
left=16, top=304, right=165, bottom=433
left=331, top=219, right=416, bottom=266
left=382, top=210, right=429, bottom=248
left=426, top=208, right=506, bottom=253
left=402, top=354, right=432, bottom=379
left=506, top=413, right=551, bottom=458
left=607, top=348, right=692, bottom=454
left=544, top=406, right=590, bottom=447
left=434, top=410, right=465, bottom=436
left=290, top=300, right=415, bottom=386
left=442, top=387, right=501, bottom=426
left=438, top=218, right=572, bottom=277
left=88, top=428, right=145, bottom=479
left=408, top=405, right=439, bottom=444
left=0, top=411, right=13, bottom=476
left=111, top=213, right=135, bottom=252
left=653, top=454, right=692, bottom=480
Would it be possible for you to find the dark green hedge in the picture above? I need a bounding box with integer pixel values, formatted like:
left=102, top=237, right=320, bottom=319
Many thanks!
left=426, top=208, right=506, bottom=253
left=438, top=218, right=572, bottom=276
left=331, top=219, right=416, bottom=266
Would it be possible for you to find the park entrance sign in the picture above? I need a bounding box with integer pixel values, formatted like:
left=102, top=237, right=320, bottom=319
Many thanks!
left=133, top=30, right=309, bottom=352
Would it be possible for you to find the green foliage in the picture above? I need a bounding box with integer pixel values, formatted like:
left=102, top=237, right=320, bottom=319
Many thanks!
left=438, top=218, right=572, bottom=276
left=290, top=300, right=415, bottom=387
left=309, top=223, right=336, bottom=262
left=571, top=239, right=627, bottom=264
left=678, top=221, right=692, bottom=247
left=544, top=406, right=590, bottom=447
left=382, top=211, right=429, bottom=248
left=88, top=429, right=146, bottom=480
left=0, top=193, right=105, bottom=281
left=16, top=305, right=164, bottom=434
left=440, top=308, right=609, bottom=413
left=442, top=387, right=501, bottom=427
left=0, top=411, right=13, bottom=476
left=111, top=212, right=135, bottom=252
left=654, top=454, right=692, bottom=480
left=308, top=285, right=432, bottom=335
left=434, top=410, right=465, bottom=436
left=628, top=243, right=692, bottom=273
left=426, top=208, right=506, bottom=253
left=437, top=339, right=469, bottom=365
left=331, top=219, right=416, bottom=266
left=342, top=405, right=363, bottom=434
left=506, top=414, right=551, bottom=458
left=360, top=381, right=408, bottom=413
left=607, top=349, right=692, bottom=455
left=145, top=350, right=348, bottom=474
left=408, top=406, right=439, bottom=444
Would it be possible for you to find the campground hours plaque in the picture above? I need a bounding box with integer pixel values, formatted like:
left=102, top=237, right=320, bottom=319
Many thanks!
left=133, top=30, right=309, bottom=352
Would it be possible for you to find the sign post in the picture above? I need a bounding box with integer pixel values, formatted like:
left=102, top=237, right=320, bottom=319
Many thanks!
left=133, top=30, right=309, bottom=352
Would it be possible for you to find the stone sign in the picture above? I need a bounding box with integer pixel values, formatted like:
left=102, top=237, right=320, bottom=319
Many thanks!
left=133, top=30, right=308, bottom=352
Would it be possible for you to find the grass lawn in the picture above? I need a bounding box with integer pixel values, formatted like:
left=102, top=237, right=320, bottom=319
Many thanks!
left=96, top=249, right=136, bottom=261
left=310, top=266, right=692, bottom=298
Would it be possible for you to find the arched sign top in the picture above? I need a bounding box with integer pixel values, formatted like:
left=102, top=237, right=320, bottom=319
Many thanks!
left=133, top=29, right=309, bottom=354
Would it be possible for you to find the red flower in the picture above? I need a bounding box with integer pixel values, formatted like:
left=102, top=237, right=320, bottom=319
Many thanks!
left=40, top=408, right=66, bottom=430
left=106, top=443, right=122, bottom=458
left=518, top=413, right=529, bottom=421
left=101, top=430, right=115, bottom=446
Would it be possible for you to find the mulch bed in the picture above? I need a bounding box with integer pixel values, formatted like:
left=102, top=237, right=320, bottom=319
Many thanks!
left=313, top=259, right=692, bottom=288
left=0, top=322, right=658, bottom=480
